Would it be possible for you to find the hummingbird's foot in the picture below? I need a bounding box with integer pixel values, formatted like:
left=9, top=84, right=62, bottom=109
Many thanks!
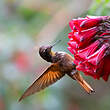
left=71, top=70, right=77, bottom=75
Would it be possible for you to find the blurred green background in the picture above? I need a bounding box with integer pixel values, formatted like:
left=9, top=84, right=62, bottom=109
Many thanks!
left=0, top=0, right=110, bottom=110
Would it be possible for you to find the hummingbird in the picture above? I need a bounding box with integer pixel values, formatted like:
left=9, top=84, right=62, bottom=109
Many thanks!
left=19, top=40, right=94, bottom=101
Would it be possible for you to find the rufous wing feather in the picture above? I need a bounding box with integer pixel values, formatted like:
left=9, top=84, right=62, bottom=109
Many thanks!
left=68, top=71, right=94, bottom=94
left=19, top=64, right=65, bottom=101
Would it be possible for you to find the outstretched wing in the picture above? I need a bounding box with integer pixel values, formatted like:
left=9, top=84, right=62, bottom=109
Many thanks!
left=19, top=64, right=65, bottom=101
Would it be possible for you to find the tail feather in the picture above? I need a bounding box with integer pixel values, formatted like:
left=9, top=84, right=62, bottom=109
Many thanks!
left=68, top=71, right=94, bottom=94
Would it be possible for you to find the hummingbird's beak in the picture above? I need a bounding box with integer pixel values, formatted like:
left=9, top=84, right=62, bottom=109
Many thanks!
left=51, top=40, right=61, bottom=48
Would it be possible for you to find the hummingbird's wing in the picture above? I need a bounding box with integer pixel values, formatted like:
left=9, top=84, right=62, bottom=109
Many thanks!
left=68, top=71, right=94, bottom=94
left=19, top=64, right=65, bottom=101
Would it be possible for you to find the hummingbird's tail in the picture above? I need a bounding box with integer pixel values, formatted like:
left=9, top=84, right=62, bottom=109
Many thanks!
left=68, top=71, right=95, bottom=94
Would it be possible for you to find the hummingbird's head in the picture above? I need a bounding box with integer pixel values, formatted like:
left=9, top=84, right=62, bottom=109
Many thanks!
left=39, top=40, right=61, bottom=62
left=39, top=45, right=53, bottom=62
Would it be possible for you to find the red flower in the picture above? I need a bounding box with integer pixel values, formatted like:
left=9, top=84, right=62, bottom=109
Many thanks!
left=14, top=51, right=31, bottom=72
left=68, top=16, right=110, bottom=81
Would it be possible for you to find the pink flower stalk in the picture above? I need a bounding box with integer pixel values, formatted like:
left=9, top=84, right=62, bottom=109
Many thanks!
left=68, top=16, right=110, bottom=81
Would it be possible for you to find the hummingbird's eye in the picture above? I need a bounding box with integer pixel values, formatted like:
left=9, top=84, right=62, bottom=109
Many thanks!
left=44, top=48, right=50, bottom=53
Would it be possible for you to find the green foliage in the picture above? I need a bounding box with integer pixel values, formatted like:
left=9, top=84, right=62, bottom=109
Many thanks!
left=18, top=7, right=38, bottom=21
left=88, top=0, right=110, bottom=15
